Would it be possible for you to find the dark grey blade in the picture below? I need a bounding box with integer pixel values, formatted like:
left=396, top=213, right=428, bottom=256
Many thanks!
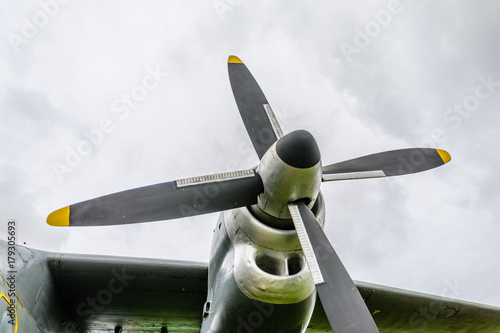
left=289, top=201, right=379, bottom=333
left=322, top=148, right=451, bottom=180
left=228, top=55, right=283, bottom=159
left=48, top=170, right=263, bottom=226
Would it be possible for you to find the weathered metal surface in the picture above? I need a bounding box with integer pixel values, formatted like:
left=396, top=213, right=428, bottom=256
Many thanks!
left=1, top=238, right=500, bottom=332
left=0, top=239, right=77, bottom=332
left=308, top=281, right=500, bottom=332
left=201, top=213, right=316, bottom=332
left=51, top=252, right=208, bottom=332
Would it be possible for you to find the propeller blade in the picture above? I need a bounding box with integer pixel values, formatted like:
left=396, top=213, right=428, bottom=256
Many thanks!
left=228, top=55, right=283, bottom=159
left=322, top=148, right=451, bottom=181
left=47, top=169, right=263, bottom=227
left=288, top=201, right=379, bottom=333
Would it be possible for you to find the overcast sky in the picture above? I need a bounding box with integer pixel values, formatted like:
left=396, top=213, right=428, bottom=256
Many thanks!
left=1, top=0, right=499, bottom=308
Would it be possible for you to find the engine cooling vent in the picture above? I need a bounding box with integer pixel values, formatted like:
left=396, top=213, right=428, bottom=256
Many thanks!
left=255, top=254, right=304, bottom=276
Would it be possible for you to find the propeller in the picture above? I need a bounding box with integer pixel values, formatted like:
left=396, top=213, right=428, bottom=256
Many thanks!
left=47, top=55, right=452, bottom=332
left=228, top=55, right=283, bottom=159
left=322, top=148, right=451, bottom=181
left=289, top=201, right=379, bottom=332
left=47, top=170, right=263, bottom=226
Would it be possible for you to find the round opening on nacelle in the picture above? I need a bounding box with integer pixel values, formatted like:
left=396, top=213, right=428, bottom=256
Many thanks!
left=287, top=255, right=304, bottom=276
left=255, top=254, right=285, bottom=276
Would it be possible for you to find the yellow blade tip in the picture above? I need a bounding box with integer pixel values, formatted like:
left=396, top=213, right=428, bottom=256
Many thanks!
left=436, top=149, right=451, bottom=164
left=47, top=206, right=70, bottom=226
left=228, top=55, right=243, bottom=64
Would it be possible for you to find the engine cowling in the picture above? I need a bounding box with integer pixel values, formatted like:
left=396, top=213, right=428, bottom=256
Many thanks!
left=256, top=130, right=322, bottom=220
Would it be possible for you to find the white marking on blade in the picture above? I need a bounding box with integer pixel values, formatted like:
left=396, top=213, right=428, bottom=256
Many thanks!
left=177, top=169, right=255, bottom=187
left=288, top=204, right=324, bottom=285
left=322, top=170, right=386, bottom=181
left=263, top=104, right=284, bottom=138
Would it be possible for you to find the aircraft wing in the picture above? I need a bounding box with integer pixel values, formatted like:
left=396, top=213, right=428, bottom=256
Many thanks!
left=308, top=281, right=500, bottom=332
left=50, top=252, right=500, bottom=332
left=5, top=241, right=499, bottom=332
left=50, top=252, right=208, bottom=332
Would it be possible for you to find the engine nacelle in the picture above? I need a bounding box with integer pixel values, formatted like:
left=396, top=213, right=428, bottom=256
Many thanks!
left=201, top=194, right=325, bottom=332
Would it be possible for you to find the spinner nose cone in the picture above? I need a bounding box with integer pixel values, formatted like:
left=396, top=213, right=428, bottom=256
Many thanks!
left=276, top=130, right=321, bottom=168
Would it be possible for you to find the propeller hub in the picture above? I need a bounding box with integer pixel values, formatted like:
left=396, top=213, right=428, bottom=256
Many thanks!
left=256, top=130, right=322, bottom=220
left=276, top=130, right=321, bottom=168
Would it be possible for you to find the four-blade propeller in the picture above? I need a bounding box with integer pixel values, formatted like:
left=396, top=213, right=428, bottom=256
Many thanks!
left=47, top=55, right=451, bottom=333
